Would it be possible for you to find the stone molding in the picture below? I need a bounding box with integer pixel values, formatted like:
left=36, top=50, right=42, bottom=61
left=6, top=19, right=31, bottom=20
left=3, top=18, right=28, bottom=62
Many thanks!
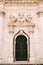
left=0, top=0, right=43, bottom=5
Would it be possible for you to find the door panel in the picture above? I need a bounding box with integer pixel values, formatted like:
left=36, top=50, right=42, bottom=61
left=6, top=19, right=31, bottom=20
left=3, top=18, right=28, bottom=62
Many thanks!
left=15, top=35, right=27, bottom=61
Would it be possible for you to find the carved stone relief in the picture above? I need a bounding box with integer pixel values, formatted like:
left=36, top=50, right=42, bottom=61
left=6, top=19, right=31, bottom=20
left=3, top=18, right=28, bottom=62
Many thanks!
left=8, top=13, right=35, bottom=33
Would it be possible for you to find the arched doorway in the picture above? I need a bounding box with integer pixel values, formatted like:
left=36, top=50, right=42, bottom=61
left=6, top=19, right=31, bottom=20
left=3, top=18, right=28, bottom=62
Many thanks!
left=15, top=35, right=27, bottom=61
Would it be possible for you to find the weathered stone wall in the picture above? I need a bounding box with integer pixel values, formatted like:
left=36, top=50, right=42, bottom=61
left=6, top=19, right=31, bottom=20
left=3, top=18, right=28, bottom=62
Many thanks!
left=0, top=1, right=43, bottom=64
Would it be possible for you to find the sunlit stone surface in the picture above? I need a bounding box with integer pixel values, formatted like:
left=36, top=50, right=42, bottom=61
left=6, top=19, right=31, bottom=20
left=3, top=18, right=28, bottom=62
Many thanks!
left=0, top=0, right=43, bottom=64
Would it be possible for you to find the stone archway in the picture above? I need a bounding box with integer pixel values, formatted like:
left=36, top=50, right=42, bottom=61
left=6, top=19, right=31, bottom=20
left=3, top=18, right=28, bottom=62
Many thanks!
left=13, top=30, right=30, bottom=62
left=15, top=35, right=27, bottom=61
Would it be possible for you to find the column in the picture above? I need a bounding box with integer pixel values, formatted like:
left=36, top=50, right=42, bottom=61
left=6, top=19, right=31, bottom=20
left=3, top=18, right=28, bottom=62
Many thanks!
left=30, top=32, right=35, bottom=64
left=0, top=11, right=4, bottom=63
left=39, top=12, right=43, bottom=63
left=8, top=33, right=13, bottom=63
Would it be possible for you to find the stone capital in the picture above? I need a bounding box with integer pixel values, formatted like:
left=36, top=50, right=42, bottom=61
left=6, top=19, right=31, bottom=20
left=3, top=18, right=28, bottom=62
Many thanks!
left=0, top=11, right=5, bottom=16
left=37, top=11, right=43, bottom=16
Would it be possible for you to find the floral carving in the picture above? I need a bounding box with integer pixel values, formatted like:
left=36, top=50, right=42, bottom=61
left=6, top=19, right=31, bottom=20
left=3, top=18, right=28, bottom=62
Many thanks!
left=25, top=14, right=32, bottom=23
left=10, top=15, right=17, bottom=23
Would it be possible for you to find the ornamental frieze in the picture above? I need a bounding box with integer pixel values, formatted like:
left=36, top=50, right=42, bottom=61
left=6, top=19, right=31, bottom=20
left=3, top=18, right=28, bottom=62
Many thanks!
left=0, top=0, right=43, bottom=4
left=8, top=13, right=35, bottom=27
left=8, top=13, right=35, bottom=33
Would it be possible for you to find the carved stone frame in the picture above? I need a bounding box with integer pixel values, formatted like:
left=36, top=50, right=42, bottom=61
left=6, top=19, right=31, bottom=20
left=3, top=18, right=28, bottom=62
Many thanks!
left=13, top=30, right=30, bottom=62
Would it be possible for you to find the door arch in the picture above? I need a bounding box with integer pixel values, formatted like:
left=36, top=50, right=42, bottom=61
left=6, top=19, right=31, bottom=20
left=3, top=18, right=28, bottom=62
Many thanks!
left=15, top=35, right=27, bottom=61
left=13, top=30, right=30, bottom=62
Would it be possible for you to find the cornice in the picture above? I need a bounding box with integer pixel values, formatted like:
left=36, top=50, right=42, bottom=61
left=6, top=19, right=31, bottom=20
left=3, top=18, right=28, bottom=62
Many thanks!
left=0, top=0, right=43, bottom=6
left=4, top=1, right=39, bottom=6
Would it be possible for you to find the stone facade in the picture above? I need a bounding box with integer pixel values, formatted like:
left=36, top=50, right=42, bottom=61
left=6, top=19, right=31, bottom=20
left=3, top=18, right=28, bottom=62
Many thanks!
left=0, top=0, right=43, bottom=64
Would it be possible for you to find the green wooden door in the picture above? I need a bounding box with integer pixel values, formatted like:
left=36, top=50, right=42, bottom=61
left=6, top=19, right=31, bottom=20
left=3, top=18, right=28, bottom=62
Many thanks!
left=16, top=35, right=27, bottom=61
